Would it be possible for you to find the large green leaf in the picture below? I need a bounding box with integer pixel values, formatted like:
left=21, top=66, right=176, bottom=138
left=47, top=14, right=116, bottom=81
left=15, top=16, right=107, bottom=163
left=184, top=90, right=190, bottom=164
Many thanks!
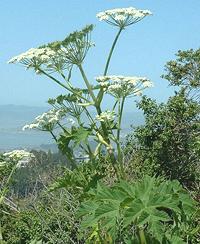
left=95, top=182, right=127, bottom=202
left=78, top=176, right=197, bottom=243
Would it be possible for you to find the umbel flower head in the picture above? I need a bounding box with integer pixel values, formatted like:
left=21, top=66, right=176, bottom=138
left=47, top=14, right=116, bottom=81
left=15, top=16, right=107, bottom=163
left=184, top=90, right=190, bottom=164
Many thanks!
left=22, top=108, right=66, bottom=131
left=8, top=25, right=94, bottom=71
left=60, top=24, right=94, bottom=65
left=96, top=75, right=153, bottom=98
left=96, top=7, right=152, bottom=28
left=3, top=150, right=34, bottom=168
left=8, top=47, right=69, bottom=73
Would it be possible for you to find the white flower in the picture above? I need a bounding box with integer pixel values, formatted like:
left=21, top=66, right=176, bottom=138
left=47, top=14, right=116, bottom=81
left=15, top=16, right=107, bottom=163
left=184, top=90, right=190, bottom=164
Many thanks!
left=8, top=47, right=69, bottom=72
left=8, top=47, right=56, bottom=64
left=96, top=75, right=153, bottom=98
left=3, top=150, right=34, bottom=168
left=96, top=7, right=152, bottom=28
left=143, top=80, right=154, bottom=88
left=3, top=150, right=31, bottom=159
left=96, top=110, right=115, bottom=122
left=22, top=108, right=66, bottom=131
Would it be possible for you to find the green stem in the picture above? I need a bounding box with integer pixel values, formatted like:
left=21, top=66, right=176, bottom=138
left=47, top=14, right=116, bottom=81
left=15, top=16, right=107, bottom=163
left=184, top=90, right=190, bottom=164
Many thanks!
left=78, top=65, right=97, bottom=103
left=117, top=97, right=126, bottom=178
left=39, top=68, right=89, bottom=102
left=104, top=27, right=123, bottom=76
left=78, top=65, right=121, bottom=179
left=117, top=97, right=125, bottom=146
left=83, top=107, right=97, bottom=129
left=97, top=27, right=123, bottom=105
left=138, top=229, right=147, bottom=244
left=112, top=100, right=118, bottom=111
left=39, top=68, right=69, bottom=90
left=49, top=130, right=57, bottom=142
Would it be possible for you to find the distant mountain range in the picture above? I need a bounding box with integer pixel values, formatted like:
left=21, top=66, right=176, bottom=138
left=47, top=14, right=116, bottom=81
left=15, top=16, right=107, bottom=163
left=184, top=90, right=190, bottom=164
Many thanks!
left=0, top=104, right=144, bottom=151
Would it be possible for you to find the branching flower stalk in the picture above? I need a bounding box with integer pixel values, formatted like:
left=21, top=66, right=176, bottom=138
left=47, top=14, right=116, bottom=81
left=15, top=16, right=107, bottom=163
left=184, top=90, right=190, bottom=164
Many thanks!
left=8, top=6, right=153, bottom=180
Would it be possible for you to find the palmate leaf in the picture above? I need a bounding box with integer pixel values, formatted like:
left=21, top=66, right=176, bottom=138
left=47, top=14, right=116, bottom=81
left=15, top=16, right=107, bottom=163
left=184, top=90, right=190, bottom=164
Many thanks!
left=78, top=176, right=197, bottom=243
left=95, top=182, right=127, bottom=202
left=148, top=220, right=165, bottom=243
left=78, top=183, right=126, bottom=239
left=95, top=202, right=120, bottom=221
left=178, top=192, right=196, bottom=215
left=78, top=201, right=120, bottom=232
left=78, top=201, right=99, bottom=218
left=167, top=235, right=185, bottom=244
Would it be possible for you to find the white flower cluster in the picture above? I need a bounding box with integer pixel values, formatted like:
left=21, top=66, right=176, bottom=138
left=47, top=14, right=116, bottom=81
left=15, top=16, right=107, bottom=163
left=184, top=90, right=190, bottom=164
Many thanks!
left=96, top=7, right=152, bottom=27
left=8, top=47, right=56, bottom=64
left=3, top=150, right=32, bottom=160
left=96, top=75, right=153, bottom=98
left=2, top=150, right=34, bottom=168
left=22, top=108, right=66, bottom=131
left=8, top=47, right=69, bottom=72
left=96, top=110, right=115, bottom=122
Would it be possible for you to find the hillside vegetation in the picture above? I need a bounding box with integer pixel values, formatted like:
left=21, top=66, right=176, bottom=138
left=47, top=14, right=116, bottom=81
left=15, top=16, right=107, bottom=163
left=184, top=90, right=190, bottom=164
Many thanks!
left=1, top=6, right=200, bottom=244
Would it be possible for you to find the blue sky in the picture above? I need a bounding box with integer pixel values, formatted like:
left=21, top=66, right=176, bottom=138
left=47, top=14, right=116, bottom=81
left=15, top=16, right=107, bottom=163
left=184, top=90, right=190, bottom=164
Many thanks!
left=1, top=0, right=200, bottom=107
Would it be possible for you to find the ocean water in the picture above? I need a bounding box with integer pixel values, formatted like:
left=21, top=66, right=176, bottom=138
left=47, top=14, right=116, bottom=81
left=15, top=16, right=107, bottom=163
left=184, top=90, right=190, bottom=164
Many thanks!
left=0, top=105, right=52, bottom=150
left=0, top=105, right=144, bottom=150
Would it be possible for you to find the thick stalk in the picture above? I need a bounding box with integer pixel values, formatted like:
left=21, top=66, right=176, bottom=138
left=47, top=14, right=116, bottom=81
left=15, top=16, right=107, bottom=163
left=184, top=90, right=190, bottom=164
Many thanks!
left=78, top=65, right=97, bottom=103
left=117, top=97, right=125, bottom=149
left=78, top=65, right=120, bottom=179
left=97, top=27, right=123, bottom=105
left=138, top=229, right=147, bottom=244
left=116, top=97, right=126, bottom=178
left=104, top=27, right=123, bottom=76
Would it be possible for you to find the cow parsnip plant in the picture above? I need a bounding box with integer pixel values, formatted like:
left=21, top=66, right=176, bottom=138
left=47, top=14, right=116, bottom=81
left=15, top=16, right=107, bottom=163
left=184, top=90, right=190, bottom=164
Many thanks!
left=8, top=7, right=153, bottom=179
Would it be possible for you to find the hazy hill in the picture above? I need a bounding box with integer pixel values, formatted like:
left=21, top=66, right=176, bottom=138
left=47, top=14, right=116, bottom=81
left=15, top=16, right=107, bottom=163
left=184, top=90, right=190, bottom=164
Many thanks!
left=0, top=105, right=144, bottom=151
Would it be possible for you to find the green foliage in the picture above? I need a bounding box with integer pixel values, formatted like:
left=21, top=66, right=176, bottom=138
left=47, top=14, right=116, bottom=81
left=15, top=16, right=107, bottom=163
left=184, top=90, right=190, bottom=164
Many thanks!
left=4, top=6, right=200, bottom=243
left=6, top=150, right=69, bottom=198
left=127, top=90, right=200, bottom=187
left=78, top=175, right=198, bottom=243
left=162, top=48, right=200, bottom=90
left=1, top=189, right=84, bottom=244
left=49, top=158, right=115, bottom=197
